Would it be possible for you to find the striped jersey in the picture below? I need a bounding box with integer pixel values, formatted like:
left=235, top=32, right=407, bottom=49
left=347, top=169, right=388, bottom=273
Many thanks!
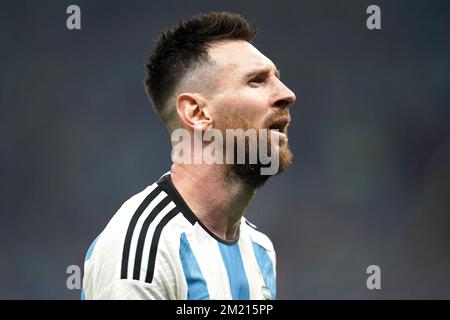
left=82, top=172, right=276, bottom=300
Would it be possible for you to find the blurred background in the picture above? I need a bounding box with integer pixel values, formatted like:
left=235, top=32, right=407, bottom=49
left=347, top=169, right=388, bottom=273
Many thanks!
left=1, top=0, right=449, bottom=299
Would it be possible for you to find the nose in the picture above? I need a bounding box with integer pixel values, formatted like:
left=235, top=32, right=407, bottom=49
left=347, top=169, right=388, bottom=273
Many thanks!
left=271, top=78, right=296, bottom=109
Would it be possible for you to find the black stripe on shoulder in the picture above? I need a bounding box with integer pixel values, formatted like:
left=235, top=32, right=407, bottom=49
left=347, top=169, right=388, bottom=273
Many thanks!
left=120, top=186, right=161, bottom=279
left=245, top=219, right=258, bottom=230
left=145, top=206, right=180, bottom=283
left=157, top=174, right=196, bottom=225
left=132, top=196, right=172, bottom=280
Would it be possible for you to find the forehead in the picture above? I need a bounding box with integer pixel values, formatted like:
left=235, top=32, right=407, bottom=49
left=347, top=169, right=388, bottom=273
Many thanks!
left=207, top=40, right=276, bottom=75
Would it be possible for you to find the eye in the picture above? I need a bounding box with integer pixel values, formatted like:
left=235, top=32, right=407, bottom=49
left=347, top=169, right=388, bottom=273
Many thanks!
left=248, top=75, right=266, bottom=87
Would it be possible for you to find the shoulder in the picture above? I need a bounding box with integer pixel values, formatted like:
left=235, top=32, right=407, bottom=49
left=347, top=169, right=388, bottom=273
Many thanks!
left=106, top=181, right=191, bottom=278
left=241, top=217, right=275, bottom=254
left=84, top=180, right=193, bottom=299
left=98, top=178, right=184, bottom=251
left=93, top=183, right=162, bottom=255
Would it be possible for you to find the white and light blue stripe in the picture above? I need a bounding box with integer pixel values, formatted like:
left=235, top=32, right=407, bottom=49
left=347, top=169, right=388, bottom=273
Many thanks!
left=217, top=242, right=250, bottom=300
left=179, top=232, right=210, bottom=300
left=178, top=229, right=275, bottom=300
left=252, top=241, right=276, bottom=299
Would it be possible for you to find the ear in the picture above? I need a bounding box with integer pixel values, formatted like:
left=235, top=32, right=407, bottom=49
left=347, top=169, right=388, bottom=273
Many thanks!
left=176, top=93, right=213, bottom=131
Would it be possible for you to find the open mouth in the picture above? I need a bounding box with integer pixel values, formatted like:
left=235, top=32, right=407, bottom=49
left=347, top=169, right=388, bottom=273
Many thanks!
left=268, top=118, right=290, bottom=134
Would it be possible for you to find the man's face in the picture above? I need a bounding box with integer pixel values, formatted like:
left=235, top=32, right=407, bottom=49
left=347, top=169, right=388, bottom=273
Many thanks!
left=206, top=40, right=296, bottom=186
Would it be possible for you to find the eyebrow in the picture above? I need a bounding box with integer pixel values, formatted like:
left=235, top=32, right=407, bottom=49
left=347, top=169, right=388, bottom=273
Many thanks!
left=244, top=66, right=281, bottom=80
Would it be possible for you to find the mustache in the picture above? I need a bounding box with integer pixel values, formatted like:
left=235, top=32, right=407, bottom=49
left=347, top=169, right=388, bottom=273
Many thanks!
left=263, top=111, right=291, bottom=128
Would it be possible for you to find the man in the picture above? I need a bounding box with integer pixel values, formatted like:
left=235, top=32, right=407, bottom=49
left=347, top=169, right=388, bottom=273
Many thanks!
left=82, top=11, right=295, bottom=300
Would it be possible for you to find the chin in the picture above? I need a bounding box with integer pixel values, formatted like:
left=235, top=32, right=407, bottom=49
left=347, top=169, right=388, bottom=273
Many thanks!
left=228, top=143, right=293, bottom=189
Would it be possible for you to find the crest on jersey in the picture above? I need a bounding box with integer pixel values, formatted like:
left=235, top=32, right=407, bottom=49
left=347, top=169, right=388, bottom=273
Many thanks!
left=261, top=285, right=272, bottom=300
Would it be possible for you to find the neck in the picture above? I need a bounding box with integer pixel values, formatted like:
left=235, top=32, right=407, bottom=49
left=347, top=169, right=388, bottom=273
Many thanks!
left=170, top=163, right=256, bottom=241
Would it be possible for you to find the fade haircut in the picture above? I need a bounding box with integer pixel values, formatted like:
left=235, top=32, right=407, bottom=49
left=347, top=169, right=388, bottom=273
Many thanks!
left=144, top=12, right=256, bottom=131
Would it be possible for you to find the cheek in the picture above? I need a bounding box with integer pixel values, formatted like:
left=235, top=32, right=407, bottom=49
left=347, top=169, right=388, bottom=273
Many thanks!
left=216, top=92, right=268, bottom=127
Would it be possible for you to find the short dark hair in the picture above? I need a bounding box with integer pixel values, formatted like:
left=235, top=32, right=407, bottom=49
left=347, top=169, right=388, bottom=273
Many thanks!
left=144, top=12, right=256, bottom=129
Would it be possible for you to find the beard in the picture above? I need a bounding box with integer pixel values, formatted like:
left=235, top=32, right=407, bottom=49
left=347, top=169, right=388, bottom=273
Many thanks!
left=215, top=110, right=293, bottom=189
